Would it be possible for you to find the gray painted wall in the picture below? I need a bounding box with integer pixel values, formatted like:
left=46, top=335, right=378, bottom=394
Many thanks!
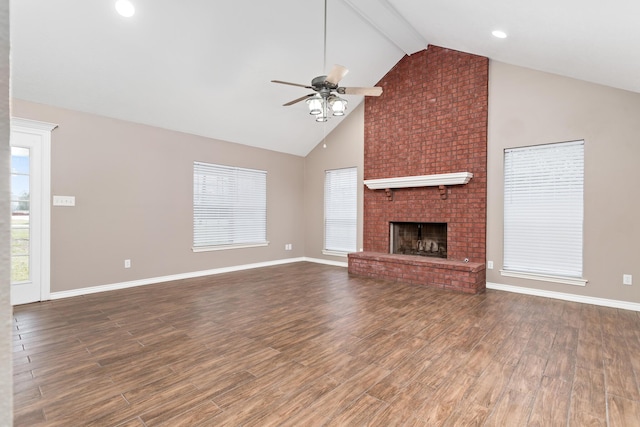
left=12, top=100, right=306, bottom=292
left=487, top=61, right=640, bottom=303
left=304, top=103, right=365, bottom=262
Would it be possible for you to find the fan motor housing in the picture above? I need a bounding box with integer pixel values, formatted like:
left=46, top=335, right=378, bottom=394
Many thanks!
left=312, top=75, right=337, bottom=90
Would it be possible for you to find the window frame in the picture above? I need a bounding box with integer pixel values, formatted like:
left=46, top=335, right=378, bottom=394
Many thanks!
left=193, top=161, right=268, bottom=252
left=501, top=140, right=587, bottom=286
left=323, top=166, right=358, bottom=256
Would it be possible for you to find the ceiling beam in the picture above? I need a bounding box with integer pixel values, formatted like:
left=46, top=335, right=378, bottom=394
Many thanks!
left=340, top=0, right=427, bottom=55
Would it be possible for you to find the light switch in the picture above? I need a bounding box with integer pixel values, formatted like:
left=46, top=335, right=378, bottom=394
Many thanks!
left=53, top=195, right=76, bottom=206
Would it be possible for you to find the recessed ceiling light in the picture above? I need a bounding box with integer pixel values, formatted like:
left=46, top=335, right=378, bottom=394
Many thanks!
left=115, top=0, right=135, bottom=18
left=492, top=30, right=507, bottom=39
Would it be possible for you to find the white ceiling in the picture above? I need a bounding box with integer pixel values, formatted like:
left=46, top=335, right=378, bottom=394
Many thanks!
left=10, top=0, right=640, bottom=156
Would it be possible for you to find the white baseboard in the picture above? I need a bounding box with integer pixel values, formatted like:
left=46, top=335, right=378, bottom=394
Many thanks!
left=49, top=257, right=349, bottom=300
left=50, top=257, right=307, bottom=300
left=48, top=261, right=639, bottom=312
left=487, top=282, right=640, bottom=312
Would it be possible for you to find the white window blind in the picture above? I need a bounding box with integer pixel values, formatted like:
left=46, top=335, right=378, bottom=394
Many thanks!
left=193, top=162, right=267, bottom=249
left=324, top=167, right=357, bottom=253
left=504, top=140, right=584, bottom=278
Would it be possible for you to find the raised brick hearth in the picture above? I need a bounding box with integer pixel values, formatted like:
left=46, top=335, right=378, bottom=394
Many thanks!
left=348, top=252, right=486, bottom=294
left=348, top=45, right=488, bottom=294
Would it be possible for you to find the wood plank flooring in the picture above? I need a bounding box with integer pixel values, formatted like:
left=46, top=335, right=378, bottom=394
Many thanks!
left=12, top=262, right=640, bottom=426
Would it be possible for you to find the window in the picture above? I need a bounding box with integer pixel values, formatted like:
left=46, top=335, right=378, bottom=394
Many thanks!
left=324, top=167, right=357, bottom=254
left=503, top=140, right=585, bottom=285
left=193, top=162, right=267, bottom=251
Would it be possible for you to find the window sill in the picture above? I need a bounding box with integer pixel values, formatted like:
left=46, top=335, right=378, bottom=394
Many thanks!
left=193, top=242, right=269, bottom=252
left=500, top=270, right=587, bottom=287
left=322, top=250, right=350, bottom=258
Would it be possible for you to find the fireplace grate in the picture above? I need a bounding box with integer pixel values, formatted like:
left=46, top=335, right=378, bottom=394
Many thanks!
left=390, top=222, right=447, bottom=258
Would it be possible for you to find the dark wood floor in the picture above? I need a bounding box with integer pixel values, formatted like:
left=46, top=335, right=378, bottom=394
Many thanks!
left=12, top=262, right=640, bottom=426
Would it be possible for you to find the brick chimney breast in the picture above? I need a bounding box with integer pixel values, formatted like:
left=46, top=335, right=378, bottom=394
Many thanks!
left=353, top=45, right=488, bottom=294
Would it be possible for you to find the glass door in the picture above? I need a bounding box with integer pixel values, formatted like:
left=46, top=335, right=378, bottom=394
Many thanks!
left=11, top=146, right=32, bottom=284
left=10, top=118, right=55, bottom=305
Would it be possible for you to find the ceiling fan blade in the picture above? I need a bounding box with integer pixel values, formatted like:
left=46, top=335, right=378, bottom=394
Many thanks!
left=283, top=93, right=315, bottom=106
left=341, top=86, right=383, bottom=96
left=271, top=80, right=313, bottom=90
left=325, top=65, right=349, bottom=85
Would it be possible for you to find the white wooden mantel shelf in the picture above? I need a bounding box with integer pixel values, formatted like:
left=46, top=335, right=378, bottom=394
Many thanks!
left=363, top=172, right=473, bottom=190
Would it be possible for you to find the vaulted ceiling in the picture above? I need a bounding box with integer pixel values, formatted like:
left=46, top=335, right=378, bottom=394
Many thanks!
left=11, top=0, right=640, bottom=156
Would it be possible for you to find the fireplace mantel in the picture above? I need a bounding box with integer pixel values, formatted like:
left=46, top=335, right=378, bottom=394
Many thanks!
left=363, top=172, right=473, bottom=190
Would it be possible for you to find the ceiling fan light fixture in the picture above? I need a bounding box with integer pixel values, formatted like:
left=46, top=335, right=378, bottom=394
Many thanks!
left=330, top=96, right=347, bottom=116
left=306, top=96, right=323, bottom=116
left=316, top=100, right=330, bottom=122
left=271, top=0, right=382, bottom=123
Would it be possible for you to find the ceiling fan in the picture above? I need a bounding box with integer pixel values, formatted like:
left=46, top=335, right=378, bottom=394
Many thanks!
left=271, top=64, right=382, bottom=105
left=271, top=0, right=383, bottom=122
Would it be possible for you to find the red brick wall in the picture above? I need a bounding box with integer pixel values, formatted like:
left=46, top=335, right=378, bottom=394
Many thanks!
left=363, top=46, right=488, bottom=263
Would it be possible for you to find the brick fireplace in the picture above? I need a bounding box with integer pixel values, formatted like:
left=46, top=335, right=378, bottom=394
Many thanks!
left=348, top=46, right=488, bottom=294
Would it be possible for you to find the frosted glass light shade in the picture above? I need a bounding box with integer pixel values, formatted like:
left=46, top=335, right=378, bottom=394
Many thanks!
left=330, top=97, right=347, bottom=116
left=306, top=96, right=322, bottom=115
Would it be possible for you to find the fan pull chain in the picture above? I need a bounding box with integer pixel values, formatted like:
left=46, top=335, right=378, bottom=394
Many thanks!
left=323, top=121, right=327, bottom=149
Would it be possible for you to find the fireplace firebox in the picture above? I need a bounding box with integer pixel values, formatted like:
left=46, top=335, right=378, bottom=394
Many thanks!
left=390, top=222, right=447, bottom=258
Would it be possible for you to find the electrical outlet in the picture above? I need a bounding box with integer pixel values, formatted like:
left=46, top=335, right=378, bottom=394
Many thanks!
left=487, top=261, right=494, bottom=269
left=623, top=274, right=632, bottom=285
left=124, top=259, right=131, bottom=269
left=284, top=244, right=292, bottom=251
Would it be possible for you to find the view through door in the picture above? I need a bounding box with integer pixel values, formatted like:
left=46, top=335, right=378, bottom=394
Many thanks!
left=10, top=118, right=55, bottom=305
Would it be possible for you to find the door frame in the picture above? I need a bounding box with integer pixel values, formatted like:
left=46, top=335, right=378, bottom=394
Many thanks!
left=11, top=117, right=57, bottom=304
